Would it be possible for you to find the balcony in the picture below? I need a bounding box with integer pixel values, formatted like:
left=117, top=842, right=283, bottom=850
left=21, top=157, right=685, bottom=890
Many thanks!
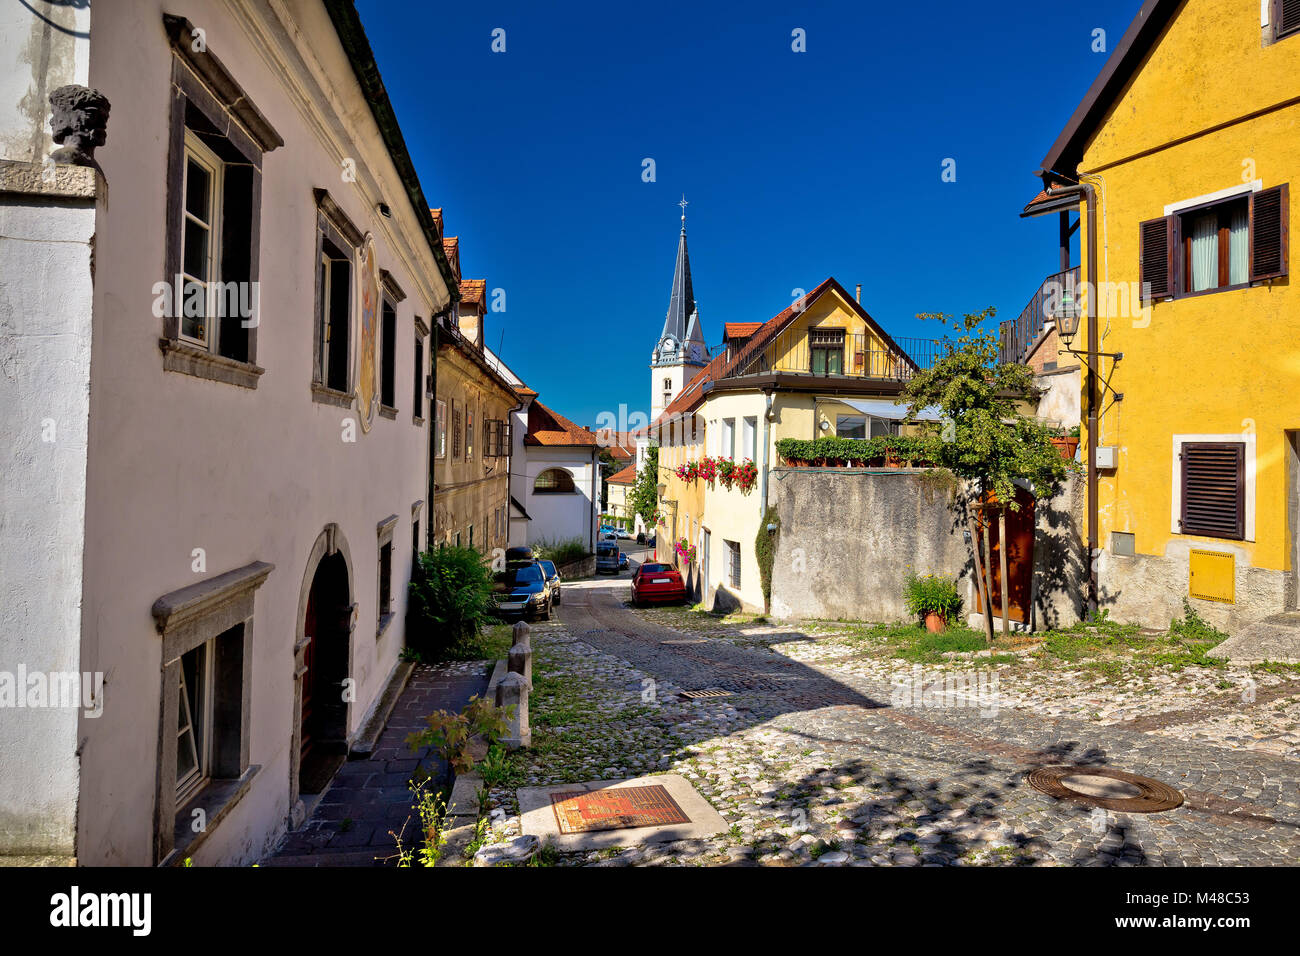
left=999, top=266, right=1079, bottom=365
left=722, top=329, right=939, bottom=383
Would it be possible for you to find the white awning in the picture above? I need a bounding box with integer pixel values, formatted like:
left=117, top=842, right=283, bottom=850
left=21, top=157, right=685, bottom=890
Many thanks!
left=833, top=398, right=944, bottom=422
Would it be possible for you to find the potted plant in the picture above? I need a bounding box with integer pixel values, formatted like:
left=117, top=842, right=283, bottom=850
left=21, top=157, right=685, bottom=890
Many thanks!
left=1049, top=425, right=1080, bottom=461
left=903, top=571, right=963, bottom=633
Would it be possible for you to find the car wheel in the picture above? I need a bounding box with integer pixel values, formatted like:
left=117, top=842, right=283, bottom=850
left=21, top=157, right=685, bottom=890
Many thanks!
left=554, top=590, right=561, bottom=606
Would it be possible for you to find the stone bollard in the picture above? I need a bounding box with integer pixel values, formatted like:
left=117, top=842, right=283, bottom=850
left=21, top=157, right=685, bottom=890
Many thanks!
left=511, top=620, right=531, bottom=653
left=508, top=640, right=532, bottom=689
left=495, top=671, right=530, bottom=749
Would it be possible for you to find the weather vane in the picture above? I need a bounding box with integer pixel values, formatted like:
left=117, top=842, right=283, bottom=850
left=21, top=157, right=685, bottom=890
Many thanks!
left=678, top=194, right=688, bottom=223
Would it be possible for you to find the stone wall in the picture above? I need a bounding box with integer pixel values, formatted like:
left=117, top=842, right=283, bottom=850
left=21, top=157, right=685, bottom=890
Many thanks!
left=768, top=468, right=1084, bottom=630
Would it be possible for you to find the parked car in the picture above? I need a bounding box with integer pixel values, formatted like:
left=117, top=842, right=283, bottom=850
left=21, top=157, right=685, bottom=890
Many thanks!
left=537, top=559, right=562, bottom=605
left=636, top=532, right=646, bottom=544
left=630, top=562, right=686, bottom=606
left=491, top=563, right=552, bottom=621
left=504, top=545, right=536, bottom=570
left=646, top=534, right=656, bottom=549
left=599, top=531, right=618, bottom=543
left=595, top=541, right=621, bottom=574
left=619, top=552, right=629, bottom=571
left=612, top=528, right=634, bottom=540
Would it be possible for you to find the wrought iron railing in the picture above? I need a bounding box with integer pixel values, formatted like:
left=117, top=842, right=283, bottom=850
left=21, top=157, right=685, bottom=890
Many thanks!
left=998, top=266, right=1079, bottom=365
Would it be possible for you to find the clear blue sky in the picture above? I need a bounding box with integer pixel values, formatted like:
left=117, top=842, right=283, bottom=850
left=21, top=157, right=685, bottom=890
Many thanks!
left=356, top=0, right=1141, bottom=427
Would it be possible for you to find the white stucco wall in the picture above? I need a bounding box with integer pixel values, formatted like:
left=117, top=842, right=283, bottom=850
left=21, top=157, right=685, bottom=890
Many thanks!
left=34, top=1, right=447, bottom=865
left=521, top=446, right=600, bottom=552
left=0, top=195, right=95, bottom=858
left=0, top=1, right=90, bottom=165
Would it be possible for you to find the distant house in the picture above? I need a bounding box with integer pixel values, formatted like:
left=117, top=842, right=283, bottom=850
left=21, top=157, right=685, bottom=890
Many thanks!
left=605, top=463, right=639, bottom=524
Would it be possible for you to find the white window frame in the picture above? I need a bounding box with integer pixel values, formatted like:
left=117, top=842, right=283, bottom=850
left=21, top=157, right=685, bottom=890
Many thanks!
left=836, top=414, right=867, bottom=439
left=742, top=416, right=757, bottom=461
left=721, top=418, right=736, bottom=459
left=180, top=130, right=224, bottom=352
left=175, top=637, right=215, bottom=806
left=436, top=399, right=447, bottom=458
left=1170, top=433, right=1256, bottom=542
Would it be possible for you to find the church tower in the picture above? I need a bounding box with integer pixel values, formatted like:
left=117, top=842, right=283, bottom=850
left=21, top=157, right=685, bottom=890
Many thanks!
left=650, top=197, right=708, bottom=424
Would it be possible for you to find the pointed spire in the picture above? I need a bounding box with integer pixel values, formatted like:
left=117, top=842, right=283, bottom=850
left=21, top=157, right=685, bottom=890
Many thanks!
left=658, top=199, right=696, bottom=350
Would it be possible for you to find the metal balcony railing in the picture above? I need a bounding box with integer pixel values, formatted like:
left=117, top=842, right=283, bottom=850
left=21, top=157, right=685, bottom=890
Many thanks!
left=999, top=266, right=1080, bottom=365
left=723, top=328, right=938, bottom=382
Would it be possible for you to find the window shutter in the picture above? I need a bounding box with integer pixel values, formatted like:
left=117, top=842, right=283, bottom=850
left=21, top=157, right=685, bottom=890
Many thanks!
left=1180, top=442, right=1245, bottom=540
left=1250, top=184, right=1289, bottom=281
left=1277, top=0, right=1300, bottom=39
left=1138, top=216, right=1176, bottom=299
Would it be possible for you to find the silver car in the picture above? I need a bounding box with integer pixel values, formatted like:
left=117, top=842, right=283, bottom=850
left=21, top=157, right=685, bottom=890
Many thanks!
left=596, top=542, right=620, bottom=574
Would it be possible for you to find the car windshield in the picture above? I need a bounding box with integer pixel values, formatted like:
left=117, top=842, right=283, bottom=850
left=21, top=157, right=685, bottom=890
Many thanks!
left=496, top=565, right=542, bottom=585
left=538, top=560, right=557, bottom=576
left=640, top=563, right=670, bottom=573
left=597, top=545, right=617, bottom=556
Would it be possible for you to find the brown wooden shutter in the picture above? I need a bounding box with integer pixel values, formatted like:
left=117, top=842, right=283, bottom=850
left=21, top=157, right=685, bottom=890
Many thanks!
left=1139, top=216, right=1176, bottom=299
left=1276, top=0, right=1300, bottom=39
left=1180, top=442, right=1245, bottom=540
left=1250, top=184, right=1289, bottom=281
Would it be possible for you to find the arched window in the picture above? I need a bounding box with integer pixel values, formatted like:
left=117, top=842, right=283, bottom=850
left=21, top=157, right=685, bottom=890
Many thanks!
left=534, top=468, right=576, bottom=493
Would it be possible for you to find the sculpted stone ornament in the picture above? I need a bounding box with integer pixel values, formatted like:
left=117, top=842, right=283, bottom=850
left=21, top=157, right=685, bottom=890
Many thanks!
left=49, top=85, right=110, bottom=168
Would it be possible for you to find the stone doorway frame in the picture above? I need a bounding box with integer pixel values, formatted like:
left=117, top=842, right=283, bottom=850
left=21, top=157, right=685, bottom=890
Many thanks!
left=289, top=524, right=357, bottom=828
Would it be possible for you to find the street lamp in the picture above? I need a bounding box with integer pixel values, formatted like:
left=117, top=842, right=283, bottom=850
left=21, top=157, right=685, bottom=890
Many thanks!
left=1051, top=289, right=1122, bottom=362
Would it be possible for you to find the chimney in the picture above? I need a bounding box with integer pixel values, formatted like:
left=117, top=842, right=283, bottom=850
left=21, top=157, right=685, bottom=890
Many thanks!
left=855, top=283, right=862, bottom=303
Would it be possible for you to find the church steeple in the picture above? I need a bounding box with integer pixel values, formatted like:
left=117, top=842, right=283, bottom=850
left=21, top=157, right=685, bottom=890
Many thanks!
left=653, top=196, right=706, bottom=369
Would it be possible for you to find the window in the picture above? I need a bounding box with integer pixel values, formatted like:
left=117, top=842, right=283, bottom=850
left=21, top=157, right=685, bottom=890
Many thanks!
left=1140, top=185, right=1289, bottom=299
left=435, top=400, right=447, bottom=458
left=175, top=638, right=213, bottom=806
left=726, top=540, right=741, bottom=589
left=466, top=407, right=474, bottom=460
left=837, top=415, right=866, bottom=439
left=317, top=237, right=352, bottom=393
left=468, top=525, right=474, bottom=549
left=810, top=328, right=845, bottom=375
left=534, top=468, right=576, bottom=493
left=150, top=555, right=269, bottom=864
left=377, top=514, right=397, bottom=634
left=871, top=417, right=900, bottom=439
left=721, top=418, right=736, bottom=459
left=412, top=516, right=421, bottom=559
left=452, top=403, right=462, bottom=458
left=743, top=417, right=757, bottom=461
left=1179, top=442, right=1245, bottom=540
left=161, top=15, right=278, bottom=389
left=380, top=298, right=397, bottom=410
left=413, top=336, right=425, bottom=421
left=1273, top=0, right=1300, bottom=41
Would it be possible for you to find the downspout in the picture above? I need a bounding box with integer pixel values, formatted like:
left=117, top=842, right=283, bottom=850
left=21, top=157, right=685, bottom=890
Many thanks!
left=1045, top=180, right=1099, bottom=617
left=760, top=390, right=775, bottom=518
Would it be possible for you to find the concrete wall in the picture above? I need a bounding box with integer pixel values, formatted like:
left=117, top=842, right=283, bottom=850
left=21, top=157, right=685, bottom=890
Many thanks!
left=769, top=469, right=1084, bottom=629
left=520, top=445, right=600, bottom=553
left=0, top=179, right=96, bottom=861
left=0, top=1, right=90, bottom=165
left=22, top=1, right=447, bottom=865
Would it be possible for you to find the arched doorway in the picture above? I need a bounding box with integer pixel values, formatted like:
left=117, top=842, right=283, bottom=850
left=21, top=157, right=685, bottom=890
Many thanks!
left=289, top=524, right=356, bottom=827
left=299, top=551, right=350, bottom=794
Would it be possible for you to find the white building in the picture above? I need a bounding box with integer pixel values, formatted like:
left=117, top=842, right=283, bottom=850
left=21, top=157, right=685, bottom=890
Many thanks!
left=0, top=1, right=454, bottom=865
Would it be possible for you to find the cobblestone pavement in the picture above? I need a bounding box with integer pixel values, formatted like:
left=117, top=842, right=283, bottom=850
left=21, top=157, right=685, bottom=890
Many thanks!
left=483, top=572, right=1300, bottom=867
left=264, top=661, right=489, bottom=866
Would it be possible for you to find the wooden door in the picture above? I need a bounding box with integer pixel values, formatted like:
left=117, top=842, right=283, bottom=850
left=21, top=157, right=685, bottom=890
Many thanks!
left=974, top=489, right=1035, bottom=624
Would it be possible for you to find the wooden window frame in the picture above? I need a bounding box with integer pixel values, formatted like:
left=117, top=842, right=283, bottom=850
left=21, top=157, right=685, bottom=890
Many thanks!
left=1175, top=439, right=1248, bottom=541
left=178, top=131, right=224, bottom=352
left=1273, top=0, right=1300, bottom=41
left=534, top=468, right=576, bottom=494
left=379, top=296, right=398, bottom=414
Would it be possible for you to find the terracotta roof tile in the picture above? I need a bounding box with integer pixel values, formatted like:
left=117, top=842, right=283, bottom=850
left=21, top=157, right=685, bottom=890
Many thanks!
left=606, top=463, right=638, bottom=484
left=460, top=278, right=486, bottom=305
left=724, top=322, right=761, bottom=339
left=525, top=400, right=599, bottom=447
left=443, top=236, right=460, bottom=281
left=429, top=207, right=443, bottom=237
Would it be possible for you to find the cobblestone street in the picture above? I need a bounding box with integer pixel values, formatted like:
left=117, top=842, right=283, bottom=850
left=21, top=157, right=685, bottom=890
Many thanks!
left=482, top=570, right=1300, bottom=867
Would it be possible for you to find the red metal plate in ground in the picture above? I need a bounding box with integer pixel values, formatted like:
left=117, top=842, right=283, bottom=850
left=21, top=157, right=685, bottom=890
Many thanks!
left=550, top=785, right=691, bottom=833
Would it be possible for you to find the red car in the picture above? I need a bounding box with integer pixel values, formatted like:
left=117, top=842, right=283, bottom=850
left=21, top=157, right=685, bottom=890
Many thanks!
left=630, top=562, right=687, bottom=606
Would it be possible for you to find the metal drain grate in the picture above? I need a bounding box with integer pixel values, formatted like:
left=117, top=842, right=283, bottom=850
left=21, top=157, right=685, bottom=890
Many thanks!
left=679, top=688, right=733, bottom=700
left=1027, top=765, right=1184, bottom=813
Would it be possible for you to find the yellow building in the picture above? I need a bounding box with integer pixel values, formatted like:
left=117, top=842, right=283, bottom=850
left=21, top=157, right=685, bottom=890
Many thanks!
left=1022, top=0, right=1298, bottom=631
left=654, top=278, right=934, bottom=611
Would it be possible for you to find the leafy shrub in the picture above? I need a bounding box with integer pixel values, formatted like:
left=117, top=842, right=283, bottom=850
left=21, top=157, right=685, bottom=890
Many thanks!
left=902, top=571, right=963, bottom=620
left=775, top=434, right=939, bottom=466
left=534, top=537, right=587, bottom=566
left=407, top=546, right=494, bottom=656
left=755, top=506, right=779, bottom=612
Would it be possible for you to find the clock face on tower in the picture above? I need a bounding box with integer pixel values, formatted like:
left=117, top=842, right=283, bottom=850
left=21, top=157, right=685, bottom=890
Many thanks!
left=688, top=343, right=703, bottom=362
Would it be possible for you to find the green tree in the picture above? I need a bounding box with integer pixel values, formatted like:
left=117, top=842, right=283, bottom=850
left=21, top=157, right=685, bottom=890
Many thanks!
left=406, top=546, right=494, bottom=656
left=901, top=308, right=1073, bottom=640
left=597, top=447, right=618, bottom=511
left=630, top=445, right=660, bottom=529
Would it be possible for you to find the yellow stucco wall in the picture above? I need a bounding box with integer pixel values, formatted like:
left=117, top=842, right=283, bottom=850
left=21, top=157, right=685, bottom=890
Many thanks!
left=1074, top=0, right=1299, bottom=590
left=767, top=287, right=893, bottom=375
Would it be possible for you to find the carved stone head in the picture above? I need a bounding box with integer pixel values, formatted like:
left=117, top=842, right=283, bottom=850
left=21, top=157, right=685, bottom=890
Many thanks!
left=49, top=84, right=111, bottom=166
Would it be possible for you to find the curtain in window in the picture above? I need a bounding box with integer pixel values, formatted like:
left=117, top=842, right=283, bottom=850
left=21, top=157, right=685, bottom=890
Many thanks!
left=1228, top=205, right=1249, bottom=286
left=1189, top=213, right=1219, bottom=292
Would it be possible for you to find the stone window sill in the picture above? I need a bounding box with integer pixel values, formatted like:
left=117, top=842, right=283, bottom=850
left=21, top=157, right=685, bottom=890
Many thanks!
left=160, top=339, right=263, bottom=389
left=379, top=405, right=398, bottom=420
left=162, top=764, right=259, bottom=866
left=413, top=416, right=425, bottom=427
left=311, top=382, right=355, bottom=408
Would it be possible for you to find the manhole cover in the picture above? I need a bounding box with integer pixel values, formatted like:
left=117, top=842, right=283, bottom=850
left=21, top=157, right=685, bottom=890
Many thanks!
left=1027, top=766, right=1184, bottom=812
left=549, top=785, right=691, bottom=833
left=679, top=688, right=733, bottom=699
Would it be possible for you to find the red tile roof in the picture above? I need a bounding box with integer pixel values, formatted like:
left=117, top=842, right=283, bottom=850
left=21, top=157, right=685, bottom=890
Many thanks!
left=606, top=463, right=638, bottom=485
left=459, top=278, right=486, bottom=306
left=429, top=207, right=443, bottom=237
left=443, top=236, right=460, bottom=281
left=724, top=322, right=761, bottom=339
left=651, top=350, right=729, bottom=429
left=525, top=400, right=599, bottom=447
